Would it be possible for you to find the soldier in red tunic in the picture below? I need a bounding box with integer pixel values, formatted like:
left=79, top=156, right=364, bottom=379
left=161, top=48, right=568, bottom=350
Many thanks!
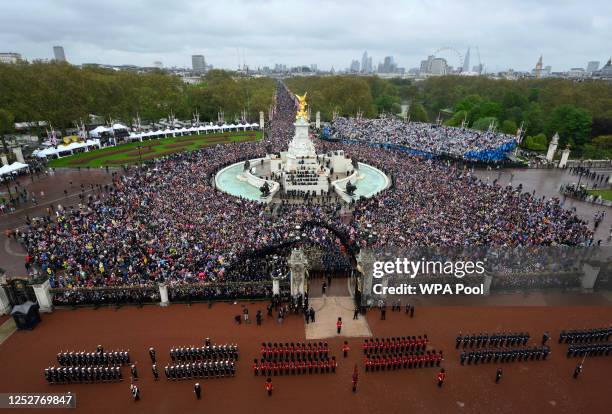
left=265, top=378, right=273, bottom=396
left=342, top=341, right=350, bottom=358
left=437, top=368, right=446, bottom=387
left=336, top=317, right=343, bottom=334
left=253, top=359, right=259, bottom=376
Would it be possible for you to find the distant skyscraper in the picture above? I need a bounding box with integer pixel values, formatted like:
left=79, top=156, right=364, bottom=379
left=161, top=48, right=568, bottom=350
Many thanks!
left=599, top=58, right=612, bottom=78
left=349, top=59, right=360, bottom=72
left=533, top=55, right=543, bottom=78
left=420, top=55, right=447, bottom=75
left=462, top=48, right=471, bottom=72
left=380, top=56, right=395, bottom=73
left=586, top=61, right=600, bottom=74
left=154, top=61, right=163, bottom=69
left=192, top=55, right=206, bottom=73
left=53, top=46, right=66, bottom=62
left=361, top=51, right=369, bottom=73
left=429, top=58, right=448, bottom=75
left=367, top=57, right=372, bottom=73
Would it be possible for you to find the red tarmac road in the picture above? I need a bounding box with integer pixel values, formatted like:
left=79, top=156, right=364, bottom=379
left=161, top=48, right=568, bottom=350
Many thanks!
left=0, top=303, right=610, bottom=414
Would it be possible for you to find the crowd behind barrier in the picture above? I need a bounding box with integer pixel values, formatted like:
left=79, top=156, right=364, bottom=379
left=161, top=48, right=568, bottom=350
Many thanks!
left=328, top=117, right=517, bottom=162
left=13, top=82, right=596, bottom=306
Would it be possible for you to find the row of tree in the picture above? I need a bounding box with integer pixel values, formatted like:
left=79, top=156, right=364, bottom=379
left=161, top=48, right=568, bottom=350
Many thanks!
left=0, top=62, right=275, bottom=132
left=287, top=75, right=612, bottom=158
left=1, top=61, right=612, bottom=158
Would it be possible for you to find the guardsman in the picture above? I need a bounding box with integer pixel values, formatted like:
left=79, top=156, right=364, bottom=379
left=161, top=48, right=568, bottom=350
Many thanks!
left=456, top=333, right=462, bottom=349
left=131, top=364, right=138, bottom=380
left=437, top=368, right=446, bottom=388
left=265, top=378, right=274, bottom=396
left=573, top=363, right=582, bottom=379
left=253, top=359, right=259, bottom=376
left=149, top=347, right=156, bottom=363
left=337, top=317, right=343, bottom=334
left=131, top=383, right=140, bottom=401
left=542, top=331, right=550, bottom=346
left=343, top=341, right=350, bottom=358
left=495, top=368, right=502, bottom=384
left=152, top=364, right=159, bottom=381
left=352, top=365, right=359, bottom=392
left=194, top=383, right=201, bottom=400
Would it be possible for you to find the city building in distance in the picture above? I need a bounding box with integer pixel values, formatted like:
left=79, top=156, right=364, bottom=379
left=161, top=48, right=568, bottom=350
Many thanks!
left=0, top=52, right=22, bottom=64
left=53, top=46, right=66, bottom=62
left=192, top=55, right=206, bottom=74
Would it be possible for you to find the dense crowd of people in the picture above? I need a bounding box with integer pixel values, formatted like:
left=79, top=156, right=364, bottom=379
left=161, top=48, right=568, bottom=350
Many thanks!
left=16, top=82, right=595, bottom=304
left=328, top=117, right=516, bottom=161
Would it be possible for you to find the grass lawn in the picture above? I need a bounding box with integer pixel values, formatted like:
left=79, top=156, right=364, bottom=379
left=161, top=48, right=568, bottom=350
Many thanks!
left=586, top=189, right=612, bottom=201
left=48, top=131, right=262, bottom=168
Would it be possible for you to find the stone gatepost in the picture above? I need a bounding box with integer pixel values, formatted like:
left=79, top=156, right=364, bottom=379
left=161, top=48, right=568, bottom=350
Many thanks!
left=315, top=111, right=321, bottom=129
left=159, top=283, right=169, bottom=307
left=581, top=263, right=600, bottom=290
left=546, top=132, right=559, bottom=162
left=32, top=279, right=53, bottom=313
left=289, top=248, right=308, bottom=296
left=259, top=111, right=265, bottom=130
left=483, top=274, right=493, bottom=295
left=12, top=147, right=25, bottom=164
left=0, top=275, right=11, bottom=315
left=558, top=148, right=571, bottom=168
left=272, top=277, right=280, bottom=296
left=356, top=248, right=376, bottom=306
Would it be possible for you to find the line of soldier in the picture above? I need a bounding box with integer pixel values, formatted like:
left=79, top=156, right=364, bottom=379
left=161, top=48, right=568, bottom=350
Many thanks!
left=362, top=336, right=429, bottom=354
left=566, top=343, right=612, bottom=357
left=460, top=346, right=550, bottom=365
left=260, top=342, right=329, bottom=361
left=559, top=328, right=612, bottom=344
left=456, top=332, right=530, bottom=349
left=170, top=344, right=239, bottom=362
left=45, top=366, right=122, bottom=384
left=253, top=357, right=337, bottom=376
left=56, top=350, right=131, bottom=366
left=364, top=350, right=443, bottom=371
left=164, top=360, right=236, bottom=380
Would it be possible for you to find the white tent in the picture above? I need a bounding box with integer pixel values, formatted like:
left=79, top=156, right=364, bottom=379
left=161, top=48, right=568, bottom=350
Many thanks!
left=112, top=123, right=128, bottom=130
left=0, top=162, right=29, bottom=176
left=33, top=139, right=101, bottom=158
left=89, top=126, right=112, bottom=137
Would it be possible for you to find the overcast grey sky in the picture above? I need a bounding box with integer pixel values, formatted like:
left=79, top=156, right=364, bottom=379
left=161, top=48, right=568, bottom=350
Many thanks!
left=1, top=0, right=610, bottom=72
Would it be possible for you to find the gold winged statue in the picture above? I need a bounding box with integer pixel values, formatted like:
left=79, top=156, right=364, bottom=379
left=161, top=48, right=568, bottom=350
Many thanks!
left=295, top=93, right=308, bottom=120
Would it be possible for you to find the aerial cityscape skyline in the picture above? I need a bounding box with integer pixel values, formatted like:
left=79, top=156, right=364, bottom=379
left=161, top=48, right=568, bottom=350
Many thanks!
left=1, top=0, right=610, bottom=72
